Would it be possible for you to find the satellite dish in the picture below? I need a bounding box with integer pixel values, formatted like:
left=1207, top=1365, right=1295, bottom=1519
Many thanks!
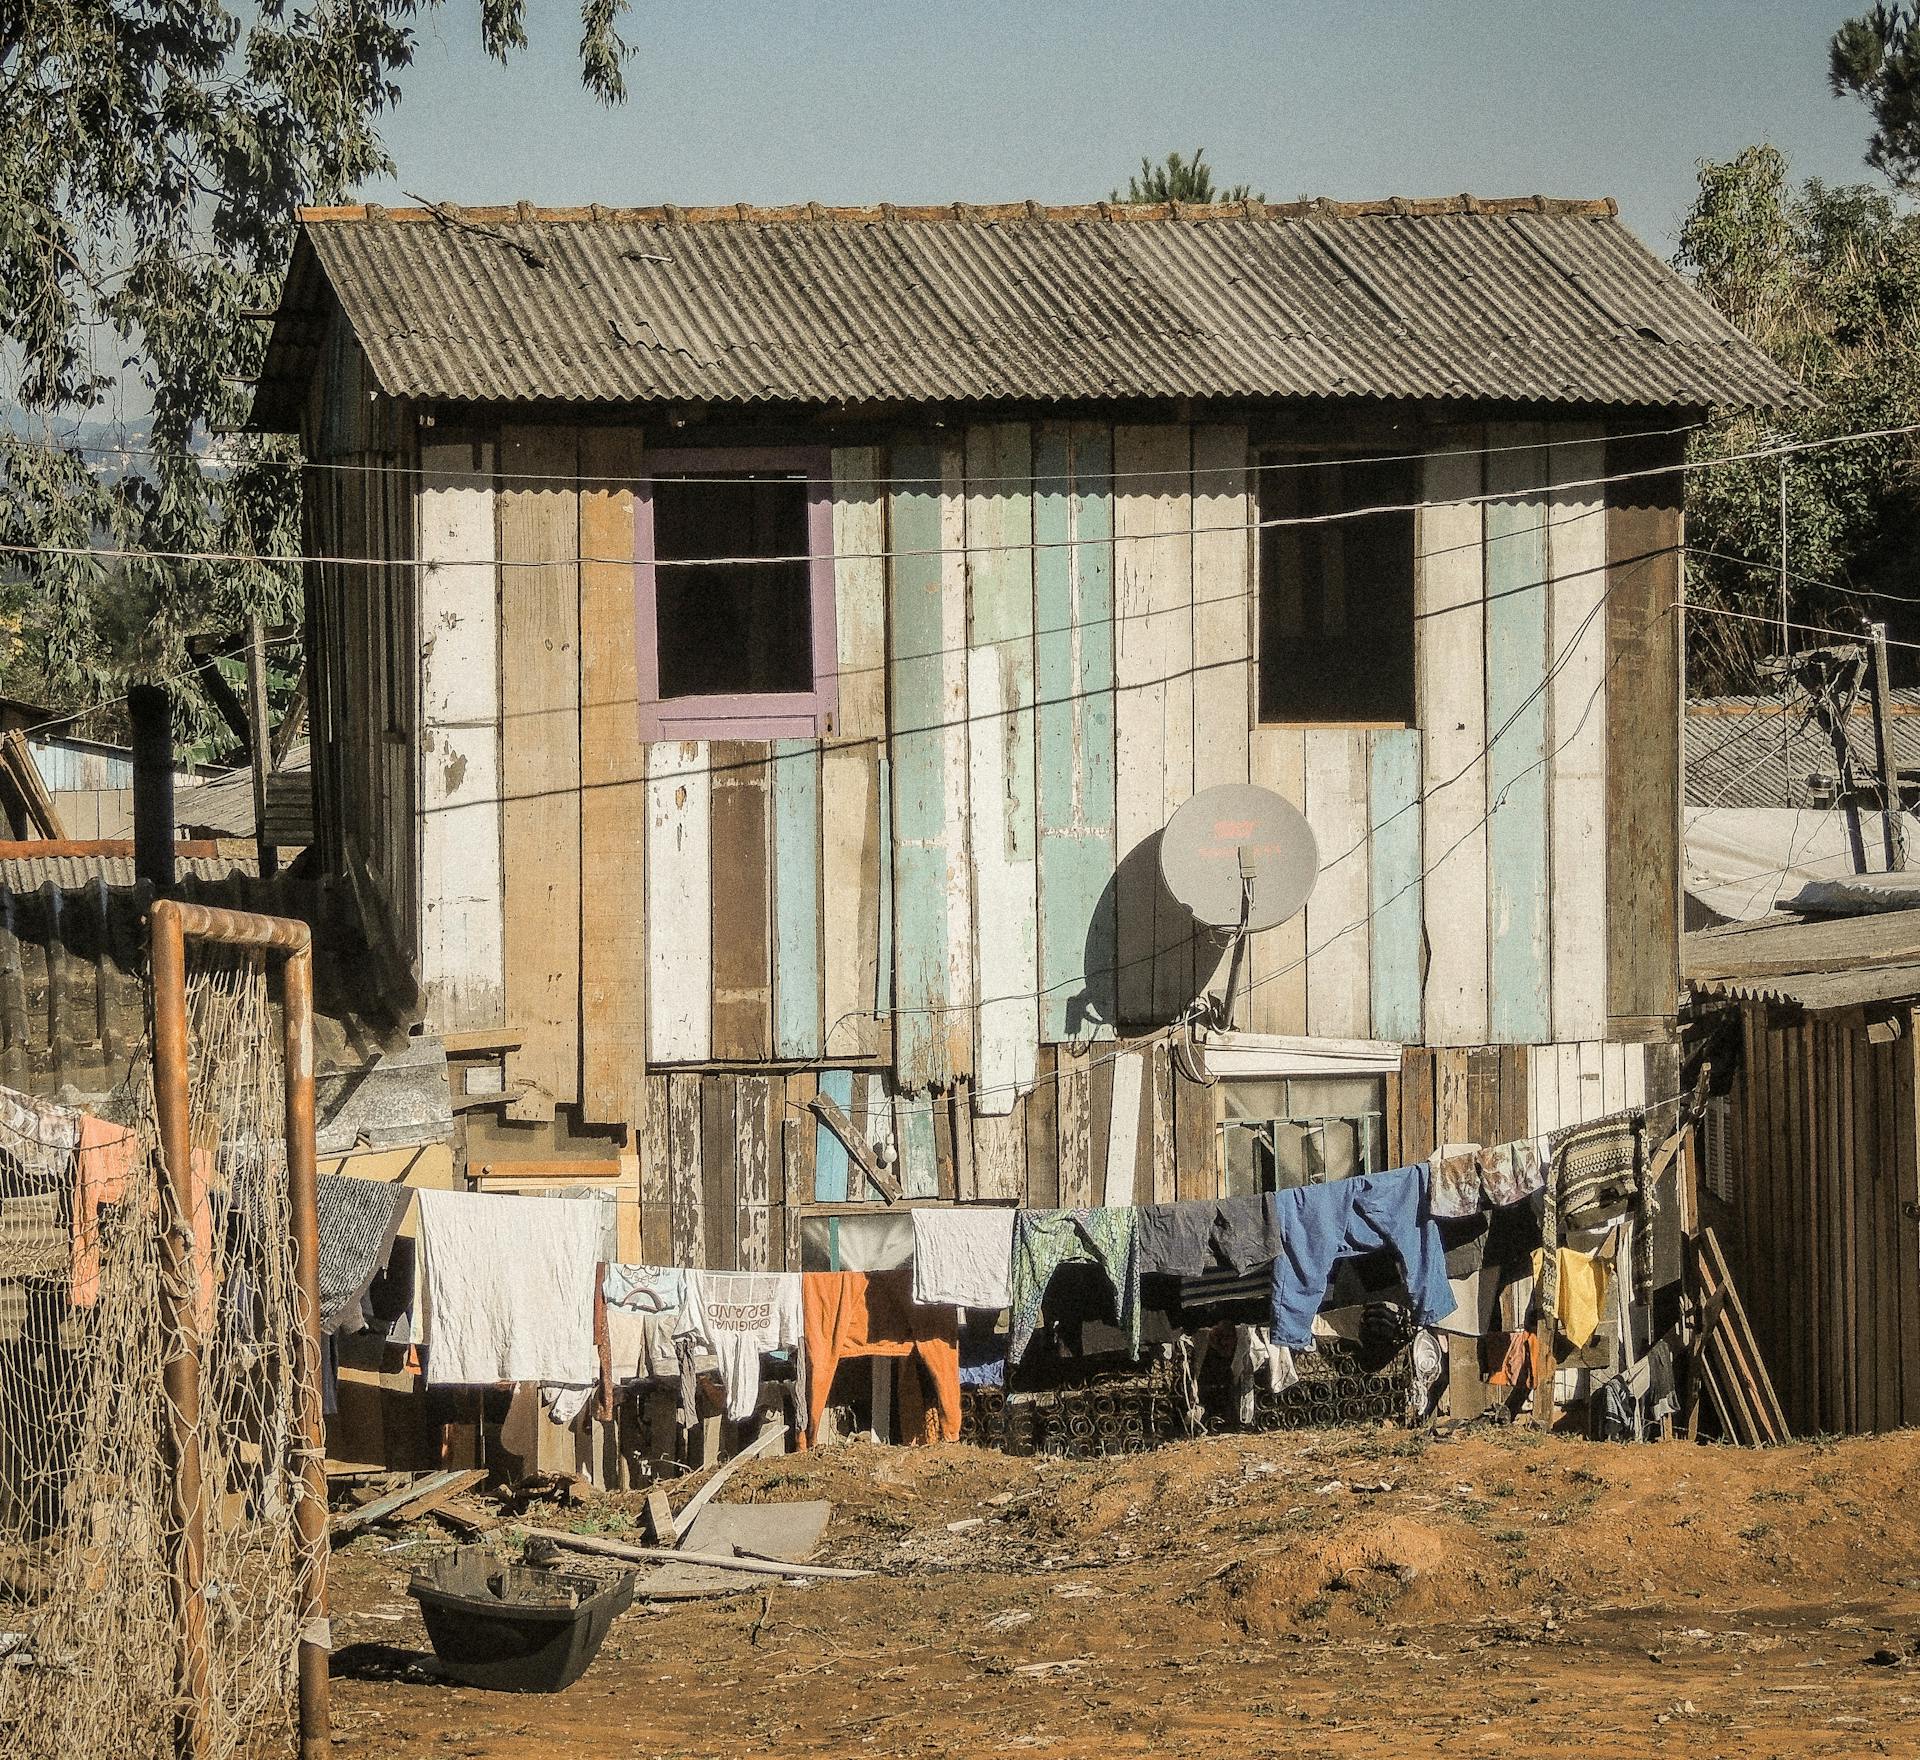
left=1160, top=783, right=1319, bottom=933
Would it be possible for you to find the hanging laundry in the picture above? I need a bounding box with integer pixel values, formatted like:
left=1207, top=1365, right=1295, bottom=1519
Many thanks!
left=910, top=1206, right=1014, bottom=1311
left=1556, top=1120, right=1640, bottom=1217
left=1530, top=1246, right=1611, bottom=1350
left=1137, top=1195, right=1282, bottom=1277
left=596, top=1263, right=685, bottom=1414
left=70, top=1113, right=139, bottom=1308
left=800, top=1268, right=960, bottom=1447
left=1485, top=1328, right=1537, bottom=1412
left=316, top=1175, right=411, bottom=1333
left=1135, top=1201, right=1212, bottom=1276
left=1478, top=1136, right=1550, bottom=1209
left=415, top=1189, right=601, bottom=1388
left=1229, top=1324, right=1299, bottom=1423
left=676, top=1269, right=804, bottom=1424
left=1267, top=1167, right=1455, bottom=1351
left=1006, top=1207, right=1140, bottom=1365
left=1427, top=1147, right=1482, bottom=1222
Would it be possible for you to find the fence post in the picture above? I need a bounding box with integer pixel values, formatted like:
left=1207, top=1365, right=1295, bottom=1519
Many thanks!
left=150, top=897, right=331, bottom=1757
left=149, top=899, right=209, bottom=1760
left=281, top=937, right=331, bottom=1757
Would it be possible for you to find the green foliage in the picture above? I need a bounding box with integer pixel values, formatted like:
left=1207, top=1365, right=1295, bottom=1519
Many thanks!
left=0, top=1, right=631, bottom=744
left=1831, top=5, right=1920, bottom=188
left=1674, top=145, right=1920, bottom=693
left=1111, top=148, right=1264, bottom=206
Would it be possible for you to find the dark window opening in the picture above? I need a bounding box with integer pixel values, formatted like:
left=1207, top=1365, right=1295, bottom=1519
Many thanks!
left=1258, top=452, right=1417, bottom=723
left=653, top=475, right=814, bottom=699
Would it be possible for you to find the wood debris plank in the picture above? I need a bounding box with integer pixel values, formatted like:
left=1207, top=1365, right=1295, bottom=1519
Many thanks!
left=525, top=1527, right=869, bottom=1580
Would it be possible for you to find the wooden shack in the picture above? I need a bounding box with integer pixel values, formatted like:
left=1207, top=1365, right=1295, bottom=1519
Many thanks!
left=249, top=195, right=1799, bottom=1265
left=1687, top=904, right=1920, bottom=1435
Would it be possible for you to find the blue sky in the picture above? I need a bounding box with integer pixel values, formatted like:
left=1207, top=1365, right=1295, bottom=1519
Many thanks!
left=361, top=1, right=1884, bottom=250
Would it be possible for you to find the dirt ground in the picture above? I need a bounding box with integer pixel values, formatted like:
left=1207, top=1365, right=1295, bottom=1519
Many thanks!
left=328, top=1426, right=1920, bottom=1758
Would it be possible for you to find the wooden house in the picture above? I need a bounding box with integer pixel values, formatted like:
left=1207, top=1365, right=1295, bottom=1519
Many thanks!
left=250, top=195, right=1798, bottom=1270
left=1687, top=899, right=1920, bottom=1435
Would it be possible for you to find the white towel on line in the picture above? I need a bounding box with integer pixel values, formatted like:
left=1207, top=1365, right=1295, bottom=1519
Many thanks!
left=416, top=1188, right=601, bottom=1388
left=910, top=1206, right=1015, bottom=1311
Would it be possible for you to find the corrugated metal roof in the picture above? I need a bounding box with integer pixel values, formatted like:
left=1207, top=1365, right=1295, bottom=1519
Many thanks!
left=1686, top=689, right=1920, bottom=809
left=0, top=851, right=256, bottom=892
left=253, top=197, right=1806, bottom=425
left=1685, top=904, right=1920, bottom=1011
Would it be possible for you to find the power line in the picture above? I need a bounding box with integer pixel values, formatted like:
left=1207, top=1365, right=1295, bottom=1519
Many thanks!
left=1686, top=600, right=1920, bottom=656
left=6, top=416, right=1913, bottom=577
left=9, top=635, right=302, bottom=745
left=21, top=417, right=1708, bottom=492
left=817, top=567, right=1661, bottom=1115
left=1686, top=544, right=1920, bottom=610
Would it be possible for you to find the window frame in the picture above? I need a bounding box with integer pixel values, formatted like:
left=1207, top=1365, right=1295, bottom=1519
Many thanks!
left=633, top=445, right=839, bottom=741
left=1218, top=1072, right=1388, bottom=1195
left=1253, top=444, right=1419, bottom=730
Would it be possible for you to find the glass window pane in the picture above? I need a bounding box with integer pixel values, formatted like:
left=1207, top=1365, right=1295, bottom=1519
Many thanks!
left=1283, top=1075, right=1385, bottom=1119
left=1322, top=1117, right=1362, bottom=1182
left=1222, top=1123, right=1259, bottom=1197
left=654, top=476, right=813, bottom=697
left=1271, top=1121, right=1312, bottom=1189
left=1221, top=1077, right=1290, bottom=1121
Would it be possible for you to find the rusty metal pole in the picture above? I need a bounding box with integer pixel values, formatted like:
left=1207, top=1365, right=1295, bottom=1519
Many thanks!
left=280, top=934, right=331, bottom=1758
left=149, top=899, right=210, bottom=1760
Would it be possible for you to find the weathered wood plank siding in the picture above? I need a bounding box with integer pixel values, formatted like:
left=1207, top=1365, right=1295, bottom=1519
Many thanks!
left=1113, top=426, right=1195, bottom=1027
left=578, top=426, right=648, bottom=1123
left=1367, top=727, right=1423, bottom=1042
left=1189, top=424, right=1252, bottom=1001
left=1717, top=999, right=1920, bottom=1435
left=771, top=738, right=823, bottom=1061
left=887, top=443, right=972, bottom=1090
left=498, top=425, right=582, bottom=1114
left=645, top=741, right=711, bottom=1062
left=1303, top=729, right=1370, bottom=1038
left=1035, top=425, right=1118, bottom=1042
left=1604, top=431, right=1684, bottom=1035
left=965, top=422, right=1040, bottom=1115
left=1416, top=443, right=1490, bottom=1047
left=1483, top=424, right=1552, bottom=1044
left=416, top=440, right=504, bottom=1030
left=1546, top=426, right=1609, bottom=1044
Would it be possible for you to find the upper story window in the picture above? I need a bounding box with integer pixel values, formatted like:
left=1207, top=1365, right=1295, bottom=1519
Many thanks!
left=636, top=447, right=839, bottom=740
left=1257, top=451, right=1416, bottom=725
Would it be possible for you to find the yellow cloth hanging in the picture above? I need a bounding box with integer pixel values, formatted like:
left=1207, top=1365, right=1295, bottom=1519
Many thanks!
left=1529, top=1246, right=1610, bottom=1350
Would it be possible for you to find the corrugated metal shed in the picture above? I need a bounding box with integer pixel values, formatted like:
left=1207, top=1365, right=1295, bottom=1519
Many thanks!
left=252, top=196, right=1805, bottom=426
left=1686, top=689, right=1920, bottom=810
left=1685, top=904, right=1920, bottom=1010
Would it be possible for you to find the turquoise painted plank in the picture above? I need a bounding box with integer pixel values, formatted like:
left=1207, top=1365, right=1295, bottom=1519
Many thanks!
left=1367, top=728, right=1424, bottom=1042
left=899, top=1095, right=939, bottom=1199
left=1035, top=425, right=1118, bottom=1039
left=772, top=739, right=822, bottom=1060
left=1485, top=430, right=1552, bottom=1043
left=813, top=1068, right=855, bottom=1202
left=888, top=446, right=951, bottom=1090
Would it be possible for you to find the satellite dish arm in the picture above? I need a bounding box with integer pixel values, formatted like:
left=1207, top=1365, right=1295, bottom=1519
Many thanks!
left=1216, top=845, right=1259, bottom=1031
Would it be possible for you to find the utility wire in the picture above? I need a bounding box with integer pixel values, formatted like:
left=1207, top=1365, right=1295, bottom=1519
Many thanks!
left=5, top=417, right=1916, bottom=576
left=25, top=417, right=1707, bottom=492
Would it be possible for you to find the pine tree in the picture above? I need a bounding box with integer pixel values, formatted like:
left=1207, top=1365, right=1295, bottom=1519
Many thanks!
left=1110, top=149, right=1264, bottom=206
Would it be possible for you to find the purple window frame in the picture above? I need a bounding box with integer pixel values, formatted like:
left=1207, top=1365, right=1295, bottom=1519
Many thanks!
left=633, top=445, right=839, bottom=741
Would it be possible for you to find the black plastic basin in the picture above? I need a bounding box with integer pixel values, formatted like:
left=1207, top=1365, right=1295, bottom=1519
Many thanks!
left=407, top=1545, right=634, bottom=1693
